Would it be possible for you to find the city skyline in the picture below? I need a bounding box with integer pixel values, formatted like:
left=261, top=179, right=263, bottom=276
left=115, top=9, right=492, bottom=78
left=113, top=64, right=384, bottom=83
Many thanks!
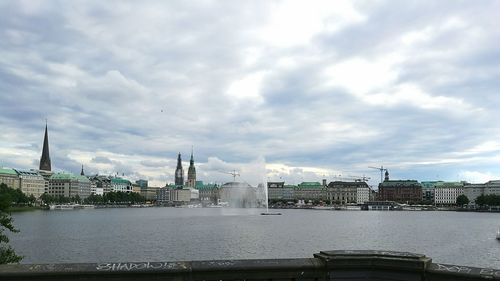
left=2, top=1, right=500, bottom=187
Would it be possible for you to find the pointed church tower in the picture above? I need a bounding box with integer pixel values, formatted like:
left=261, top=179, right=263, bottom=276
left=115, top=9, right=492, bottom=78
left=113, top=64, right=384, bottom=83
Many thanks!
left=39, top=122, right=51, bottom=171
left=80, top=165, right=85, bottom=176
left=187, top=148, right=196, bottom=188
left=174, top=153, right=184, bottom=187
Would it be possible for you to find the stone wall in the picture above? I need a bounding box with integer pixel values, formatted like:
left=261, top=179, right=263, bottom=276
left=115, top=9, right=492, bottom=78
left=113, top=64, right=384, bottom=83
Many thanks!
left=0, top=250, right=499, bottom=281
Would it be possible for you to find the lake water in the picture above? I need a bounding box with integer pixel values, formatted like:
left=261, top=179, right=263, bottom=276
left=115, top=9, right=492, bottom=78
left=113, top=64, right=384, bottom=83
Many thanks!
left=9, top=208, right=500, bottom=268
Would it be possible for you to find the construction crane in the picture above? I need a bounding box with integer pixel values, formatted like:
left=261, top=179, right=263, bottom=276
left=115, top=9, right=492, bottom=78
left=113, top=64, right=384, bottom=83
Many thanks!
left=368, top=166, right=388, bottom=183
left=332, top=175, right=371, bottom=182
left=219, top=170, right=240, bottom=182
left=347, top=175, right=371, bottom=182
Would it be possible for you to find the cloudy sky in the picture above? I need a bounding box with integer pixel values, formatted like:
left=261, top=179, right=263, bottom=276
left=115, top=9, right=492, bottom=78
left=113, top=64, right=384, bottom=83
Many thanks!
left=1, top=0, right=500, bottom=187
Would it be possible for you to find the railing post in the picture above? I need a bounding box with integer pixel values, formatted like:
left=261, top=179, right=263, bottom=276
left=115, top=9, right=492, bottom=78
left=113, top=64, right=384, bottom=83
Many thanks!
left=314, top=250, right=432, bottom=281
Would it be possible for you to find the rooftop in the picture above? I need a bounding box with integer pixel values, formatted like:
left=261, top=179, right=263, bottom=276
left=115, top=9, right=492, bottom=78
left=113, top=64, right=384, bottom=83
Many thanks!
left=51, top=173, right=90, bottom=182
left=111, top=177, right=131, bottom=185
left=0, top=167, right=18, bottom=176
left=380, top=180, right=421, bottom=187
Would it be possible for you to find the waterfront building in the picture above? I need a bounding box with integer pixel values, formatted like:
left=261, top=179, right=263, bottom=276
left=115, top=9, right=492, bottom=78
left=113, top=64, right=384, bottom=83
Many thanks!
left=420, top=181, right=440, bottom=203
left=195, top=181, right=219, bottom=204
left=38, top=170, right=53, bottom=193
left=434, top=182, right=464, bottom=205
left=174, top=153, right=184, bottom=187
left=136, top=179, right=148, bottom=188
left=156, top=187, right=171, bottom=204
left=186, top=150, right=196, bottom=188
left=110, top=177, right=132, bottom=193
left=39, top=123, right=51, bottom=172
left=356, top=186, right=370, bottom=204
left=0, top=167, right=20, bottom=189
left=464, top=180, right=500, bottom=204
left=327, top=181, right=367, bottom=204
left=219, top=182, right=259, bottom=207
left=88, top=175, right=112, bottom=194
left=90, top=180, right=104, bottom=196
left=140, top=186, right=161, bottom=201
left=268, top=182, right=285, bottom=188
left=172, top=188, right=192, bottom=202
left=294, top=182, right=327, bottom=202
left=483, top=180, right=500, bottom=196
left=132, top=182, right=141, bottom=193
left=15, top=169, right=45, bottom=198
left=268, top=184, right=296, bottom=201
left=378, top=173, right=422, bottom=204
left=132, top=179, right=158, bottom=201
left=49, top=173, right=91, bottom=199
left=156, top=186, right=191, bottom=205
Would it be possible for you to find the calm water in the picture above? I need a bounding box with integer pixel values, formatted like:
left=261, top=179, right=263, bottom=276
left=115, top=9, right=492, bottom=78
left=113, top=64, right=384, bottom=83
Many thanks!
left=9, top=208, right=500, bottom=268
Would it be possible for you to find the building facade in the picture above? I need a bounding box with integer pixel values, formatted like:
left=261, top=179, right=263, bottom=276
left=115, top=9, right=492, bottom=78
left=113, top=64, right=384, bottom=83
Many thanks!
left=49, top=173, right=91, bottom=199
left=434, top=182, right=464, bottom=205
left=0, top=168, right=20, bottom=189
left=327, top=181, right=368, bottom=204
left=110, top=178, right=132, bottom=193
left=268, top=184, right=296, bottom=201
left=15, top=169, right=45, bottom=198
left=378, top=180, right=422, bottom=204
left=219, top=182, right=260, bottom=207
left=196, top=181, right=219, bottom=204
left=464, top=180, right=500, bottom=204
left=88, top=175, right=112, bottom=194
left=156, top=186, right=191, bottom=205
left=420, top=181, right=440, bottom=203
left=294, top=182, right=327, bottom=201
left=356, top=186, right=371, bottom=204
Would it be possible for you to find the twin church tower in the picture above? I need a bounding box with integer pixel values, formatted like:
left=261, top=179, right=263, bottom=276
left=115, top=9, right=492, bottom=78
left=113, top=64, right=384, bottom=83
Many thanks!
left=38, top=121, right=196, bottom=187
left=174, top=150, right=196, bottom=188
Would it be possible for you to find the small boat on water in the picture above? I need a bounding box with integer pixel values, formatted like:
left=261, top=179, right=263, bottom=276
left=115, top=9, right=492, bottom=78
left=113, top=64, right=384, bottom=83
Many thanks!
left=260, top=212, right=282, bottom=215
left=49, top=204, right=95, bottom=210
left=49, top=204, right=76, bottom=210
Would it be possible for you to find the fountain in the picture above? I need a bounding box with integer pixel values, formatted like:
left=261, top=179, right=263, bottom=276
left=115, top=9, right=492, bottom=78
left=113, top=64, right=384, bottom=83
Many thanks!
left=260, top=177, right=281, bottom=215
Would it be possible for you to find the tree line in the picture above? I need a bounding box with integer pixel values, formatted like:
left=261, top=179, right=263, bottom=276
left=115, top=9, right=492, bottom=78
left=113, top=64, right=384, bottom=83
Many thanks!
left=40, top=192, right=146, bottom=205
left=475, top=194, right=500, bottom=207
left=0, top=183, right=36, bottom=206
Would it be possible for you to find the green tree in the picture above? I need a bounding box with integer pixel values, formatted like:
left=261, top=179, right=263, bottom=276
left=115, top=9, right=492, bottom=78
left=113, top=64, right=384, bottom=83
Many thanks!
left=0, top=183, right=23, bottom=264
left=456, top=194, right=469, bottom=207
left=475, top=195, right=486, bottom=207
left=28, top=194, right=36, bottom=205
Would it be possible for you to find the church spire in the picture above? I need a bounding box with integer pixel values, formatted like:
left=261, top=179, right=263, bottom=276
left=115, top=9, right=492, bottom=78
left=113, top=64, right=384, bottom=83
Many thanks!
left=39, top=121, right=51, bottom=171
left=187, top=147, right=196, bottom=188
left=190, top=146, right=194, bottom=165
left=80, top=164, right=85, bottom=176
left=174, top=153, right=184, bottom=186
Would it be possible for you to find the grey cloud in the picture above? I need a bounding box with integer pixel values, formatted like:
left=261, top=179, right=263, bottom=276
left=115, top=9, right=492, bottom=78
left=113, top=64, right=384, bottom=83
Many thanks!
left=140, top=160, right=169, bottom=168
left=2, top=1, right=500, bottom=185
left=91, top=156, right=113, bottom=164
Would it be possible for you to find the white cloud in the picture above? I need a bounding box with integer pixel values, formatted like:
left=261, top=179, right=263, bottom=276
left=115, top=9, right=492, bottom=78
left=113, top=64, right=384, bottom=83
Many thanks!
left=226, top=72, right=267, bottom=102
left=459, top=171, right=496, bottom=184
left=2, top=0, right=500, bottom=186
left=258, top=0, right=365, bottom=47
left=323, top=56, right=400, bottom=95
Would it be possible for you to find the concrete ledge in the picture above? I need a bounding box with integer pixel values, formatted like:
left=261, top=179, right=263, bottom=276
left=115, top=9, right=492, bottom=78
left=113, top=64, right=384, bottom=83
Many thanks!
left=0, top=250, right=498, bottom=281
left=314, top=250, right=432, bottom=281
